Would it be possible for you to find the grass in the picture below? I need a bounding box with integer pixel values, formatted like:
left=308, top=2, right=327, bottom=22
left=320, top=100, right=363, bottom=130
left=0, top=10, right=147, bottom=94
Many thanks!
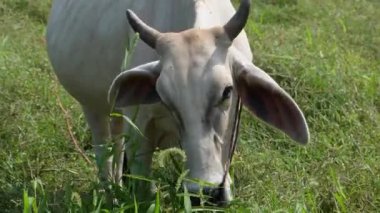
left=0, top=0, right=379, bottom=212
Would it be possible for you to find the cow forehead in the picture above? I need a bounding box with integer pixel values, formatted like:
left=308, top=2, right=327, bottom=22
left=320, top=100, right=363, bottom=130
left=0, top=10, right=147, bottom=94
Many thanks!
left=157, top=28, right=226, bottom=59
left=158, top=33, right=225, bottom=80
left=159, top=29, right=230, bottom=74
left=155, top=28, right=232, bottom=112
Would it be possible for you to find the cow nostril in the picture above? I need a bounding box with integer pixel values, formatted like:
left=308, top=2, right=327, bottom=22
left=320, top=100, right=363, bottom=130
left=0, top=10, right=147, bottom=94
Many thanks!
left=190, top=196, right=201, bottom=206
left=206, top=186, right=230, bottom=206
left=189, top=186, right=230, bottom=206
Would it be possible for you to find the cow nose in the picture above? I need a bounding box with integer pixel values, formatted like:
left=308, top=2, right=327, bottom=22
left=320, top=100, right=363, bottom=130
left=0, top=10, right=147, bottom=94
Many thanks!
left=189, top=186, right=232, bottom=206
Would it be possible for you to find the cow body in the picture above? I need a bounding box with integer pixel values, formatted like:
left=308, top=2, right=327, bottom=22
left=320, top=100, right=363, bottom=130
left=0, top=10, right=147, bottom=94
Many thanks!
left=47, top=0, right=250, bottom=180
left=47, top=0, right=251, bottom=113
left=47, top=0, right=308, bottom=204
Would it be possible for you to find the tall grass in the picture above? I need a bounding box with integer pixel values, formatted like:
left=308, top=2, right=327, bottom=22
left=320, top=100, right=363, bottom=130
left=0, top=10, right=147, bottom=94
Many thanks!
left=0, top=0, right=379, bottom=212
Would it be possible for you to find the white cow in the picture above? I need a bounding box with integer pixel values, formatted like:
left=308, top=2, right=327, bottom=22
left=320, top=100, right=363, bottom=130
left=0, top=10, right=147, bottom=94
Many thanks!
left=47, top=0, right=309, bottom=204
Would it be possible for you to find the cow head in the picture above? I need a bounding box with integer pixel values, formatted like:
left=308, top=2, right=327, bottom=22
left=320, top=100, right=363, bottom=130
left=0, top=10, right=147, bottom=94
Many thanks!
left=109, top=0, right=309, bottom=205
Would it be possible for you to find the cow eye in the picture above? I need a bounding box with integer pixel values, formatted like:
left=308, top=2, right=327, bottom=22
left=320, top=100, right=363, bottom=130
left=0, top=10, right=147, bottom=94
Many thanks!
left=222, top=86, right=233, bottom=101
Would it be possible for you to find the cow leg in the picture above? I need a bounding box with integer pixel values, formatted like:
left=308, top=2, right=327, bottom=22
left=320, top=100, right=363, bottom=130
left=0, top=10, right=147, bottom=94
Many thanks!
left=82, top=106, right=122, bottom=183
left=110, top=111, right=124, bottom=185
left=125, top=138, right=153, bottom=175
left=126, top=135, right=154, bottom=198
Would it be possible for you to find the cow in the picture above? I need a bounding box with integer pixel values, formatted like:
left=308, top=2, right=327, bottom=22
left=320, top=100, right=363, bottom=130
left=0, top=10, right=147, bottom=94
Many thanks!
left=47, top=0, right=309, bottom=205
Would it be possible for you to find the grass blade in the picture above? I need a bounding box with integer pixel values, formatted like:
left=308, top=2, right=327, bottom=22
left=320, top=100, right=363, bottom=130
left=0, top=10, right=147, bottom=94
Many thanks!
left=154, top=188, right=160, bottom=213
left=110, top=113, right=145, bottom=138
left=183, top=186, right=192, bottom=213
left=23, top=189, right=30, bottom=213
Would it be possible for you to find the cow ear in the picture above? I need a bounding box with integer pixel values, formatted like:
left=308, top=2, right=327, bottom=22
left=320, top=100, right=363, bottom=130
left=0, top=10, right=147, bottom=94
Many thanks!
left=108, top=61, right=161, bottom=108
left=233, top=62, right=309, bottom=144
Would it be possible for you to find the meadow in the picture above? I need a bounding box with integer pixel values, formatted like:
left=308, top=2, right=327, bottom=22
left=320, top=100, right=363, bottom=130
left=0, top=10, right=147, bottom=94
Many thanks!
left=0, top=0, right=379, bottom=212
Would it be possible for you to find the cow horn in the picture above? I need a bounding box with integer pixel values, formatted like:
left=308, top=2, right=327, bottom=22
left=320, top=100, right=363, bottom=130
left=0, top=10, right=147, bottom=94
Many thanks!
left=223, top=0, right=251, bottom=41
left=126, top=10, right=161, bottom=49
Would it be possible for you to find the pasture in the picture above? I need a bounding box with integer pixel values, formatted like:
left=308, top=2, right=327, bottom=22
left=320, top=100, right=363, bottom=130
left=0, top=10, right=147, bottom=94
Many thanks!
left=0, top=0, right=379, bottom=212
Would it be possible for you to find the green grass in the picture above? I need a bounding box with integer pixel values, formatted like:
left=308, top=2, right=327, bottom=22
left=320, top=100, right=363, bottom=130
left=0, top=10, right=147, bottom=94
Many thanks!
left=1, top=0, right=379, bottom=212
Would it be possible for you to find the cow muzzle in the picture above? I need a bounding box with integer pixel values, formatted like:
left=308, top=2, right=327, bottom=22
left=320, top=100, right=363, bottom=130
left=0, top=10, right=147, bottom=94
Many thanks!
left=186, top=182, right=233, bottom=206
